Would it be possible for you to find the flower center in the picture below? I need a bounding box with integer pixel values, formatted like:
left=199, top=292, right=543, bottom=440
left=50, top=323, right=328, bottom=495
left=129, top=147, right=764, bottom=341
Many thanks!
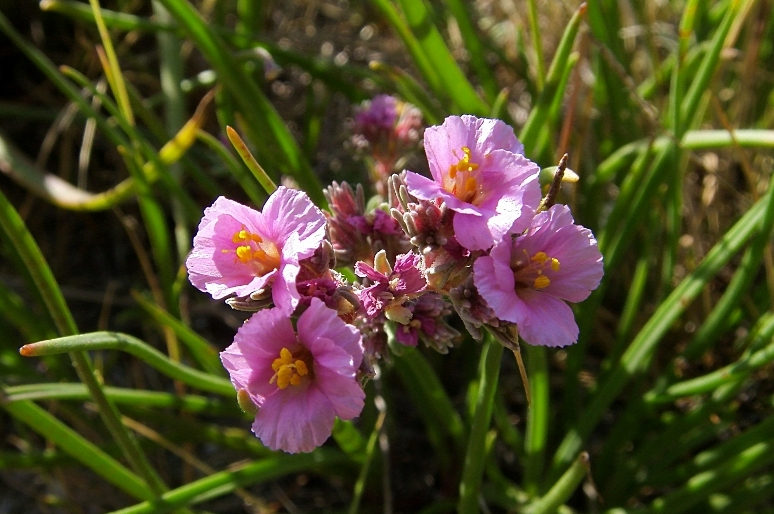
left=510, top=250, right=560, bottom=290
left=446, top=147, right=483, bottom=204
left=223, top=226, right=281, bottom=276
left=270, top=347, right=313, bottom=389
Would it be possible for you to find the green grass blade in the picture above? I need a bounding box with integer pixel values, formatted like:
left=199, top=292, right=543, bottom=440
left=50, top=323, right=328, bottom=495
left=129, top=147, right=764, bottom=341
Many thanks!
left=155, top=0, right=324, bottom=205
left=549, top=188, right=773, bottom=478
left=109, top=450, right=350, bottom=514
left=0, top=396, right=156, bottom=501
left=196, top=129, right=267, bottom=205
left=442, top=0, right=498, bottom=103
left=4, top=383, right=237, bottom=415
left=132, top=291, right=225, bottom=376
left=20, top=332, right=235, bottom=396
left=519, top=3, right=586, bottom=156
left=370, top=0, right=445, bottom=104
left=524, top=344, right=548, bottom=495
left=681, top=0, right=744, bottom=127
left=457, top=337, right=502, bottom=514
left=396, top=0, right=488, bottom=115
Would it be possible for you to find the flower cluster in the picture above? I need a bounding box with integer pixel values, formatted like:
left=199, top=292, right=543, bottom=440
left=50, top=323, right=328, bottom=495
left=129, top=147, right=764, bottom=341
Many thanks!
left=187, top=104, right=603, bottom=454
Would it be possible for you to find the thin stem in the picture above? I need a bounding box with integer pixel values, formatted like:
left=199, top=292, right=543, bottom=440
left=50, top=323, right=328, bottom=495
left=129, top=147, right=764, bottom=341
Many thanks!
left=457, top=336, right=503, bottom=514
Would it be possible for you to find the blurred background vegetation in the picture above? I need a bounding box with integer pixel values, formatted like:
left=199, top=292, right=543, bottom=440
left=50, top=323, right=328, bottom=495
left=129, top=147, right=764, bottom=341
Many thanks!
left=1, top=0, right=774, bottom=512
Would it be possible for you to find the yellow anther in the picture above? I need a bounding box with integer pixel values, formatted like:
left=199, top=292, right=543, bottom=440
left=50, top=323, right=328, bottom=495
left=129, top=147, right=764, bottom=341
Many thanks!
left=449, top=147, right=479, bottom=178
left=232, top=227, right=263, bottom=244
left=534, top=275, right=551, bottom=289
left=235, top=246, right=253, bottom=263
left=531, top=251, right=549, bottom=265
left=270, top=348, right=311, bottom=390
left=551, top=258, right=560, bottom=271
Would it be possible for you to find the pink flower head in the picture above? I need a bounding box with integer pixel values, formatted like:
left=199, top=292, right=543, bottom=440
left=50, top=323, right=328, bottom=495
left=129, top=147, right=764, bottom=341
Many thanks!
left=354, top=94, right=398, bottom=141
left=220, top=298, right=365, bottom=453
left=354, top=251, right=426, bottom=322
left=186, top=187, right=326, bottom=315
left=405, top=115, right=541, bottom=251
left=473, top=205, right=603, bottom=347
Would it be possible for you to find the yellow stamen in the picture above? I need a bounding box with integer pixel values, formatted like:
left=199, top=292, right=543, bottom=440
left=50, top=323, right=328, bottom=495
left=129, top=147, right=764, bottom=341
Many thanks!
left=224, top=225, right=280, bottom=275
left=448, top=147, right=479, bottom=178
left=534, top=275, right=551, bottom=289
left=270, top=347, right=311, bottom=390
left=512, top=250, right=561, bottom=291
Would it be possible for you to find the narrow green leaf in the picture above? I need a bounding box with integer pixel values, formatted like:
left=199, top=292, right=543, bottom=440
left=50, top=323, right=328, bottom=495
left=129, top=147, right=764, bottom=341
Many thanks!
left=549, top=187, right=773, bottom=478
left=458, top=337, right=502, bottom=514
left=109, top=450, right=350, bottom=514
left=397, top=0, right=489, bottom=115
left=0, top=397, right=156, bottom=501
left=155, top=0, right=324, bottom=205
left=132, top=291, right=225, bottom=376
left=20, top=332, right=235, bottom=396
left=519, top=3, right=586, bottom=155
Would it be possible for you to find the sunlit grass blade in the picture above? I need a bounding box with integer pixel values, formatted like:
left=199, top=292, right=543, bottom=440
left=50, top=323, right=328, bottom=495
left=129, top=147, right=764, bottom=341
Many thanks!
left=549, top=186, right=774, bottom=479
left=524, top=452, right=589, bottom=514
left=132, top=291, right=225, bottom=376
left=20, top=332, right=234, bottom=396
left=4, top=383, right=238, bottom=415
left=225, top=125, right=278, bottom=195
left=370, top=0, right=445, bottom=104
left=457, top=337, right=502, bottom=514
left=523, top=345, right=548, bottom=495
left=644, top=439, right=774, bottom=514
left=0, top=87, right=212, bottom=211
left=441, top=0, right=498, bottom=103
left=155, top=0, right=324, bottom=205
left=681, top=0, right=745, bottom=127
left=646, top=313, right=774, bottom=403
left=519, top=3, right=586, bottom=157
left=0, top=397, right=156, bottom=501
left=88, top=0, right=134, bottom=126
left=396, top=0, right=489, bottom=115
left=196, top=129, right=267, bottom=205
left=109, top=449, right=351, bottom=514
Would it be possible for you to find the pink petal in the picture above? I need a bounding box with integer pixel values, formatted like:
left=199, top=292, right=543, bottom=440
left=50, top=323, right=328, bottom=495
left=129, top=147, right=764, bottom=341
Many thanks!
left=315, top=365, right=365, bottom=420
left=262, top=186, right=326, bottom=258
left=473, top=253, right=518, bottom=320
left=298, top=298, right=363, bottom=367
left=512, top=289, right=579, bottom=347
left=252, top=386, right=335, bottom=453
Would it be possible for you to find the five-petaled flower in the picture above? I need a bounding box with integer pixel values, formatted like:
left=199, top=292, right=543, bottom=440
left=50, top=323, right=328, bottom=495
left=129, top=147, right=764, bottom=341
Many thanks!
left=220, top=298, right=365, bottom=453
left=473, top=204, right=604, bottom=347
left=186, top=186, right=326, bottom=315
left=404, top=115, right=541, bottom=251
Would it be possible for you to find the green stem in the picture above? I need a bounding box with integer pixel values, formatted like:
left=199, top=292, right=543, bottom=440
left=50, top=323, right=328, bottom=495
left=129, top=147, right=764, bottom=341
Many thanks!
left=0, top=188, right=167, bottom=495
left=458, top=337, right=503, bottom=514
left=109, top=450, right=349, bottom=514
left=20, top=332, right=234, bottom=396
left=0, top=396, right=156, bottom=500
left=525, top=452, right=589, bottom=514
left=524, top=345, right=549, bottom=495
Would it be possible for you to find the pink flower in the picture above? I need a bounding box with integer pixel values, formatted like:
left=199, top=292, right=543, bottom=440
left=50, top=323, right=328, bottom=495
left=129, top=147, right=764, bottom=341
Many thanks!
left=473, top=205, right=603, bottom=347
left=354, top=251, right=426, bottom=322
left=220, top=298, right=365, bottom=453
left=186, top=187, right=326, bottom=315
left=404, top=115, right=541, bottom=251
